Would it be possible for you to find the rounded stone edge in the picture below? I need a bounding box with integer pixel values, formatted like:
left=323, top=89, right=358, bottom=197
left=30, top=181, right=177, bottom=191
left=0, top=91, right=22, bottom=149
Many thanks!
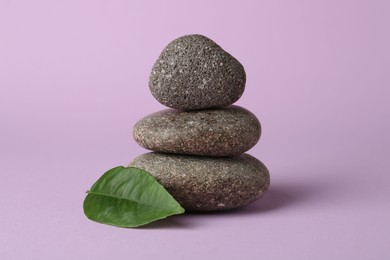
left=148, top=34, right=246, bottom=110
left=132, top=105, right=262, bottom=157
left=129, top=152, right=270, bottom=211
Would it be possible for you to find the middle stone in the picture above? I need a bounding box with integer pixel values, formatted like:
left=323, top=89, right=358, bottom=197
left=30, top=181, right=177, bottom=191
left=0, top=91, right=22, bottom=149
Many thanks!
left=132, top=105, right=261, bottom=157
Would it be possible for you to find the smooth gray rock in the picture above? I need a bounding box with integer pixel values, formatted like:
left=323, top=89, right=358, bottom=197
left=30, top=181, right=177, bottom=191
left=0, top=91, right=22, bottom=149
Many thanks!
left=129, top=153, right=270, bottom=211
left=132, top=105, right=261, bottom=156
left=149, top=34, right=246, bottom=110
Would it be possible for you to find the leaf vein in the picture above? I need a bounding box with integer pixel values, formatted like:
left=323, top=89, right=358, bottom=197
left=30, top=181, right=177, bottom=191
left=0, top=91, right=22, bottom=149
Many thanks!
left=88, top=191, right=174, bottom=211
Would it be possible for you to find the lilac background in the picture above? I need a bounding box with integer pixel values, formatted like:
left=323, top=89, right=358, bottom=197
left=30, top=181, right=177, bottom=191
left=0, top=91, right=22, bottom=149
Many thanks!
left=1, top=0, right=389, bottom=259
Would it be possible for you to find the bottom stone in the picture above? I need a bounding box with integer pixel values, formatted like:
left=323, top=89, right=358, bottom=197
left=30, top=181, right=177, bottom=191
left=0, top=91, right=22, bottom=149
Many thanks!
left=129, top=152, right=270, bottom=211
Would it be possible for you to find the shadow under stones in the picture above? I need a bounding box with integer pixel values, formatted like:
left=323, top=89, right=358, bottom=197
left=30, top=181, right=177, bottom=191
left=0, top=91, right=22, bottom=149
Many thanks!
left=137, top=215, right=196, bottom=230
left=236, top=182, right=320, bottom=214
left=187, top=180, right=330, bottom=216
left=139, top=179, right=332, bottom=228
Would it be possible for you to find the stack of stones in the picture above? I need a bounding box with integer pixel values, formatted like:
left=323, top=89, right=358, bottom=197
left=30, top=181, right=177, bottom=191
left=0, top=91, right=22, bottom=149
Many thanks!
left=130, top=34, right=270, bottom=211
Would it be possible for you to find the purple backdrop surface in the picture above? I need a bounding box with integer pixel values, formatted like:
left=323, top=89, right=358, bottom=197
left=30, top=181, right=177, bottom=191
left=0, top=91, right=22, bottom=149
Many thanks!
left=1, top=0, right=389, bottom=259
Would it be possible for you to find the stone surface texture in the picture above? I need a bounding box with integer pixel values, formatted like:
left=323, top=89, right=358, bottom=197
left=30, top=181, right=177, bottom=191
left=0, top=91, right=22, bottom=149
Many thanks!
left=132, top=105, right=261, bottom=156
left=129, top=152, right=270, bottom=211
left=149, top=34, right=246, bottom=110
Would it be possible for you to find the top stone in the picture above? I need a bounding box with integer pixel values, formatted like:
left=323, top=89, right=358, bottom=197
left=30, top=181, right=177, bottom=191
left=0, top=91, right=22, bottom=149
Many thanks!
left=149, top=34, right=246, bottom=110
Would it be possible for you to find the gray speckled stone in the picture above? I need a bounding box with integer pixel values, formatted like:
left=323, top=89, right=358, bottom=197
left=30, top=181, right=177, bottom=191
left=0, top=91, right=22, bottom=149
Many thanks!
left=129, top=153, right=270, bottom=211
left=149, top=34, right=246, bottom=110
left=132, top=105, right=261, bottom=157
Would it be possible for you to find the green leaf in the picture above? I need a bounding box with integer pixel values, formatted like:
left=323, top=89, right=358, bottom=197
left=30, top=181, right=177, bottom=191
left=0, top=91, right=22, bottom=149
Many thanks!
left=83, top=166, right=185, bottom=228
